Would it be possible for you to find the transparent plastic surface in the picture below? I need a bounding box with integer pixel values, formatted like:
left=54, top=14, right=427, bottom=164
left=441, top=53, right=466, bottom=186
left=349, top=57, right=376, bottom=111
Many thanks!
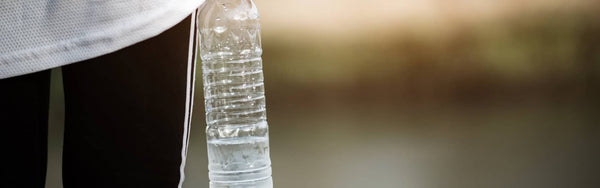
left=198, top=0, right=272, bottom=187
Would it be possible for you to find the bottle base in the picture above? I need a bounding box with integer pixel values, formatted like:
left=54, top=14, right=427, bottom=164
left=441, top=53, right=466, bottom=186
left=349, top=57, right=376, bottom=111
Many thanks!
left=210, top=177, right=273, bottom=188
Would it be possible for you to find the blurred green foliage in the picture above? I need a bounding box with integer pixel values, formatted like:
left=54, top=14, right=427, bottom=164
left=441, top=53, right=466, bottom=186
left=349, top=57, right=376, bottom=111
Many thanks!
left=260, top=8, right=599, bottom=108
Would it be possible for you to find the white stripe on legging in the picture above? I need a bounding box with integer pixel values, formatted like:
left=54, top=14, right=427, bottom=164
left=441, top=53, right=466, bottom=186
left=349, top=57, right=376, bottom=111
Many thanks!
left=178, top=10, right=197, bottom=188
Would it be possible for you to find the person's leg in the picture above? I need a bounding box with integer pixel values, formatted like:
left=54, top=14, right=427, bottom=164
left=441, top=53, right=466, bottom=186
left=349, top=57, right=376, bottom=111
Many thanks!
left=0, top=70, right=51, bottom=188
left=61, top=16, right=195, bottom=188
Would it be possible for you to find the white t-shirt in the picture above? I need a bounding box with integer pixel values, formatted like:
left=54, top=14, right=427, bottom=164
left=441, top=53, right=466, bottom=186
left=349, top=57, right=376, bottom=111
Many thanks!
left=0, top=0, right=205, bottom=79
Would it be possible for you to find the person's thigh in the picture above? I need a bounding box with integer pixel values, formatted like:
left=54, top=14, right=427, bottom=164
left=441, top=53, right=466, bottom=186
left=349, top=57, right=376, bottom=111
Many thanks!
left=0, top=70, right=51, bottom=188
left=61, top=16, right=194, bottom=188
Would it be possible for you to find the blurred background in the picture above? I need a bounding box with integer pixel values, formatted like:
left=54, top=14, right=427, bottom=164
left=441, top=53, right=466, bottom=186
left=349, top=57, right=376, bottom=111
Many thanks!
left=47, top=0, right=599, bottom=187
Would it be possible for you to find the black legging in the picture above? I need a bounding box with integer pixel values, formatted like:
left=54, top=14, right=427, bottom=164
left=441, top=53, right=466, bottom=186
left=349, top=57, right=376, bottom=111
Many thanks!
left=0, top=16, right=195, bottom=188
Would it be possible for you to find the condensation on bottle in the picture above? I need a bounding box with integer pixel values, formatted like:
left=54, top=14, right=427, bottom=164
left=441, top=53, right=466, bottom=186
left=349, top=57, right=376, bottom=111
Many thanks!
left=197, top=0, right=272, bottom=187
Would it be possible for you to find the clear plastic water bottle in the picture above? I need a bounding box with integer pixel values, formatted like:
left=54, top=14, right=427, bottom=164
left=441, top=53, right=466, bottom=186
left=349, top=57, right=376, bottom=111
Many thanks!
left=198, top=0, right=272, bottom=187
